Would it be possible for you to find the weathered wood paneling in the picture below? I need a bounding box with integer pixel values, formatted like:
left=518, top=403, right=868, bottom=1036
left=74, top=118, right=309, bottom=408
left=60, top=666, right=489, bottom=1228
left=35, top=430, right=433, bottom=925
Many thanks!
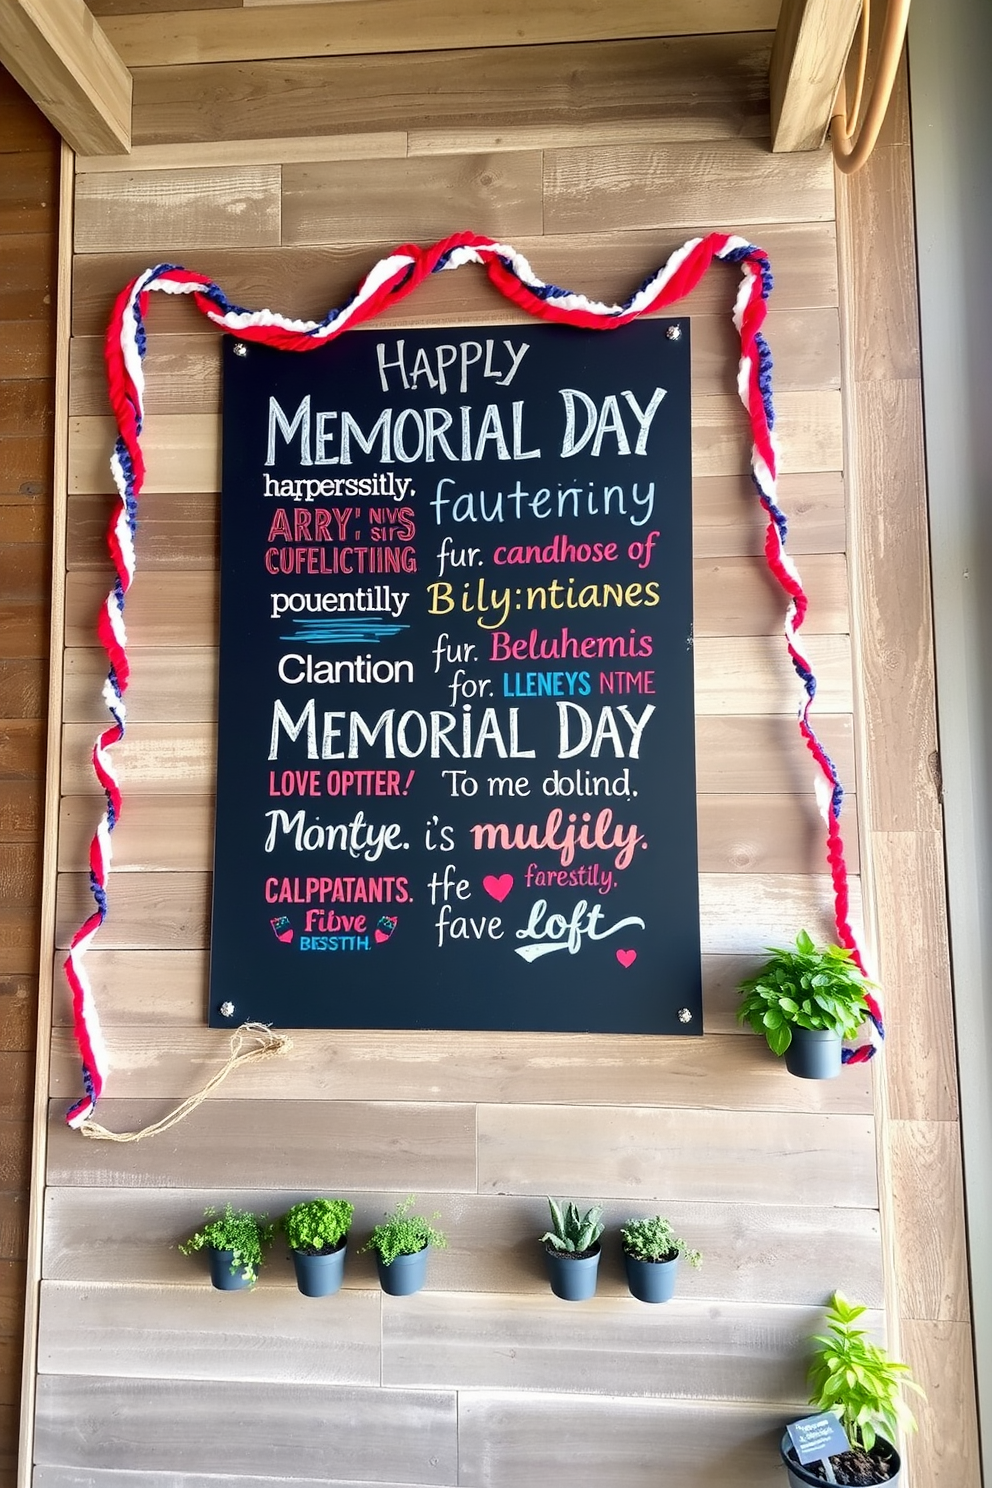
left=34, top=1375, right=458, bottom=1482
left=381, top=1293, right=840, bottom=1400
left=42, top=1186, right=883, bottom=1304
left=477, top=1103, right=876, bottom=1206
left=69, top=219, right=839, bottom=338
left=457, top=1393, right=793, bottom=1488
left=47, top=1100, right=478, bottom=1190
left=74, top=167, right=282, bottom=254
left=38, top=1281, right=382, bottom=1384
left=47, top=1025, right=873, bottom=1112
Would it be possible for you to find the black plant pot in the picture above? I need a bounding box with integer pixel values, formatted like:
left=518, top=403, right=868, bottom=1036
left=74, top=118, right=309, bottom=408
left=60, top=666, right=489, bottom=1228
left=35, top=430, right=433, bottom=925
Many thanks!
left=623, top=1249, right=679, bottom=1303
left=544, top=1243, right=601, bottom=1300
left=375, top=1245, right=430, bottom=1296
left=784, top=1026, right=843, bottom=1079
left=292, top=1238, right=347, bottom=1297
left=780, top=1432, right=901, bottom=1487
left=209, top=1247, right=253, bottom=1291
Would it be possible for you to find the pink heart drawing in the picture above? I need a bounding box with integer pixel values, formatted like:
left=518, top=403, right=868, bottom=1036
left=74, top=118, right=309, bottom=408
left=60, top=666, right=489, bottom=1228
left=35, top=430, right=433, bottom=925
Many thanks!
left=616, top=949, right=637, bottom=969
left=374, top=929, right=389, bottom=942
left=482, top=873, right=514, bottom=903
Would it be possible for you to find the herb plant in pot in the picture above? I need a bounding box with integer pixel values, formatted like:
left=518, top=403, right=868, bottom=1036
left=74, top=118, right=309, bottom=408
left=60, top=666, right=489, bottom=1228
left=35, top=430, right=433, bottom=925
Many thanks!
left=737, top=930, right=873, bottom=1079
left=359, top=1196, right=447, bottom=1296
left=620, top=1215, right=701, bottom=1303
left=179, top=1204, right=274, bottom=1291
left=781, top=1292, right=924, bottom=1486
left=540, top=1198, right=605, bottom=1301
left=280, top=1197, right=354, bottom=1297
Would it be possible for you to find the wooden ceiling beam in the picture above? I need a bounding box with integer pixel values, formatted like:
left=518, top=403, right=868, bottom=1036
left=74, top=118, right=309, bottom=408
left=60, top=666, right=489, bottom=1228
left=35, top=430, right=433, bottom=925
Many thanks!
left=0, top=0, right=131, bottom=155
left=100, top=0, right=781, bottom=70
left=770, top=0, right=862, bottom=151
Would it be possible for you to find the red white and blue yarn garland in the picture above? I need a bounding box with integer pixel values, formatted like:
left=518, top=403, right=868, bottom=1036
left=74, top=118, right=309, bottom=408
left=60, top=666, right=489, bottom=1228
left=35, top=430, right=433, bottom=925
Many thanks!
left=65, top=228, right=883, bottom=1128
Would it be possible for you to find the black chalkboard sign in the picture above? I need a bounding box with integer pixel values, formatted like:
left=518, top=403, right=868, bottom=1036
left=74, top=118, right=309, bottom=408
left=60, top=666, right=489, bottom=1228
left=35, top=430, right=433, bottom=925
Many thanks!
left=208, top=319, right=701, bottom=1033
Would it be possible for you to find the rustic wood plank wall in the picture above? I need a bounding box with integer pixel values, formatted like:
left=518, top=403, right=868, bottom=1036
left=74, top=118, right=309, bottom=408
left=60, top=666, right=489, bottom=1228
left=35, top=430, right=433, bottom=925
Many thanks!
left=0, top=64, right=58, bottom=1488
left=24, top=9, right=943, bottom=1487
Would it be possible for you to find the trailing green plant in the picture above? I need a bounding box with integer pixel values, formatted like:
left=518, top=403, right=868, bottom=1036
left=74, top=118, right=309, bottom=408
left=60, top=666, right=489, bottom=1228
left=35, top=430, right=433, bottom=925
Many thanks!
left=540, top=1198, right=605, bottom=1255
left=620, top=1214, right=701, bottom=1268
left=179, top=1203, right=275, bottom=1285
left=280, top=1197, right=354, bottom=1255
left=807, top=1292, right=924, bottom=1454
left=359, top=1196, right=448, bottom=1266
left=737, top=929, right=873, bottom=1056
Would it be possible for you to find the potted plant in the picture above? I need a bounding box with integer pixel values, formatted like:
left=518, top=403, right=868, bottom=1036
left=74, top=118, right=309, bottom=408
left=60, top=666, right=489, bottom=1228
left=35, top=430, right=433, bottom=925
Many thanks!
left=540, top=1198, right=605, bottom=1301
left=619, top=1214, right=701, bottom=1303
left=279, top=1197, right=354, bottom=1297
left=737, top=929, right=873, bottom=1078
left=179, top=1203, right=274, bottom=1290
left=781, top=1292, right=924, bottom=1486
left=359, top=1196, right=447, bottom=1296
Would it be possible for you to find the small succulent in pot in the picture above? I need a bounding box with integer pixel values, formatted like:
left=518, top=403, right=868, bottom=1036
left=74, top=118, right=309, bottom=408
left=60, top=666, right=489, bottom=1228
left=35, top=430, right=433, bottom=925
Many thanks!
left=540, top=1198, right=605, bottom=1256
left=179, top=1203, right=274, bottom=1288
left=280, top=1197, right=354, bottom=1255
left=620, top=1215, right=701, bottom=1267
left=737, top=930, right=874, bottom=1077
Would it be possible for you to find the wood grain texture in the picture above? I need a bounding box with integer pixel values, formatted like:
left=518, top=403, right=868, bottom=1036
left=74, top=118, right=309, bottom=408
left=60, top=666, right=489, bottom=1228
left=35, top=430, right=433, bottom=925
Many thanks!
left=128, top=33, right=772, bottom=149
left=383, top=1293, right=829, bottom=1400
left=46, top=1098, right=477, bottom=1191
left=34, top=1474, right=445, bottom=1488
left=65, top=393, right=839, bottom=497
left=47, top=1026, right=873, bottom=1114
left=66, top=308, right=841, bottom=417
left=74, top=168, right=282, bottom=255
left=889, top=1119, right=969, bottom=1324
left=0, top=973, right=34, bottom=1050
left=457, top=1393, right=793, bottom=1488
left=104, top=2, right=781, bottom=67
left=34, top=1374, right=457, bottom=1482
left=0, top=320, right=53, bottom=381
left=769, top=0, right=861, bottom=152
left=0, top=1194, right=27, bottom=1261
left=77, top=132, right=410, bottom=172
left=0, top=235, right=55, bottom=325
left=60, top=723, right=216, bottom=795
left=544, top=139, right=834, bottom=234
left=68, top=221, right=839, bottom=340
left=0, top=0, right=131, bottom=156
left=63, top=471, right=845, bottom=571
left=53, top=868, right=860, bottom=953
left=872, top=830, right=958, bottom=1123
left=42, top=1185, right=883, bottom=1305
left=55, top=789, right=857, bottom=877
left=899, top=1318, right=980, bottom=1488
left=0, top=153, right=57, bottom=236
left=283, top=153, right=543, bottom=246
left=477, top=1102, right=876, bottom=1206
left=38, top=1281, right=381, bottom=1384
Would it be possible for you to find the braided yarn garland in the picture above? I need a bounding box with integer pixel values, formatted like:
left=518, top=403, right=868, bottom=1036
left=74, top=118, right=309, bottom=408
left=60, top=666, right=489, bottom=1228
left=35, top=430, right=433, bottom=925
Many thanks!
left=65, top=228, right=882, bottom=1128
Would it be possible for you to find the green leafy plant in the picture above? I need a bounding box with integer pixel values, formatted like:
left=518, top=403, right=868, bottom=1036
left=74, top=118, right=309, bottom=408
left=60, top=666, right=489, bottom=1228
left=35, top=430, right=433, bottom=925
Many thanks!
left=359, top=1196, right=448, bottom=1266
left=280, top=1197, right=354, bottom=1255
left=737, top=929, right=873, bottom=1056
left=179, top=1203, right=275, bottom=1285
left=620, top=1215, right=701, bottom=1268
left=540, top=1198, right=605, bottom=1255
left=807, top=1292, right=924, bottom=1454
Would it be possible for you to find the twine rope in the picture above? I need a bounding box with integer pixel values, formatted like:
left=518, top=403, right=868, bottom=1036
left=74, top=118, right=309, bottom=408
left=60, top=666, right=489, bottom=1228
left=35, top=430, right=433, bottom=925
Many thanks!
left=76, top=1023, right=293, bottom=1142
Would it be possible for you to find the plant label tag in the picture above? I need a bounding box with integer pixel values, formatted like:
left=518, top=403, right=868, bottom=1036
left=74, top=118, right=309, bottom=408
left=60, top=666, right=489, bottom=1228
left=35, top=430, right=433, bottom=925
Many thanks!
left=787, top=1413, right=851, bottom=1465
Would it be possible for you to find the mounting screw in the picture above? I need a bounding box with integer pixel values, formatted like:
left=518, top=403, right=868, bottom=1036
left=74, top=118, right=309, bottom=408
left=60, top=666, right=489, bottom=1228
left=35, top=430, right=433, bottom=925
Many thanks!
left=666, top=324, right=682, bottom=340
left=232, top=343, right=248, bottom=358
left=677, top=1007, right=692, bottom=1023
left=219, top=1001, right=235, bottom=1018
